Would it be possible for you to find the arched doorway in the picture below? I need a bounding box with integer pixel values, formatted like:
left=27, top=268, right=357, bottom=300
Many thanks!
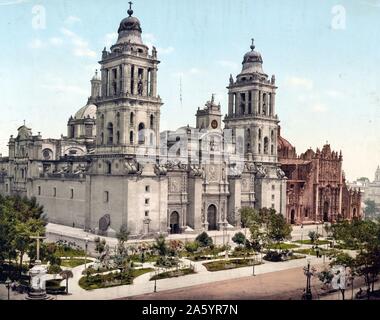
left=170, top=211, right=180, bottom=234
left=323, top=201, right=329, bottom=222
left=290, top=209, right=296, bottom=225
left=207, top=205, right=218, bottom=230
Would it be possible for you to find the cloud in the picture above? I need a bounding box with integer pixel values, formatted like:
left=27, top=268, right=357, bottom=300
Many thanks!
left=141, top=33, right=174, bottom=55
left=0, top=0, right=29, bottom=5
left=64, top=16, right=81, bottom=25
left=326, top=90, right=344, bottom=98
left=40, top=82, right=87, bottom=96
left=29, top=38, right=45, bottom=49
left=61, top=27, right=96, bottom=58
left=49, top=37, right=63, bottom=47
left=217, top=60, right=239, bottom=69
left=159, top=46, right=175, bottom=54
left=311, top=103, right=328, bottom=113
left=104, top=32, right=118, bottom=47
left=285, top=76, right=314, bottom=90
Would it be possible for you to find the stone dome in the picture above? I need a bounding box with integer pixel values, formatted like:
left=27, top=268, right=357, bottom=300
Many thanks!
left=116, top=6, right=144, bottom=46
left=118, top=16, right=142, bottom=33
left=241, top=40, right=265, bottom=75
left=74, top=104, right=97, bottom=120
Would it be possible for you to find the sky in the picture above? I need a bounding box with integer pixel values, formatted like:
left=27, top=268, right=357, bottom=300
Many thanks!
left=0, top=0, right=380, bottom=181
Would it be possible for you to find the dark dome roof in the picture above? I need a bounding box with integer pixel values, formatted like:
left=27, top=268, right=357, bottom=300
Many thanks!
left=278, top=135, right=294, bottom=150
left=243, top=50, right=263, bottom=64
left=118, top=16, right=142, bottom=33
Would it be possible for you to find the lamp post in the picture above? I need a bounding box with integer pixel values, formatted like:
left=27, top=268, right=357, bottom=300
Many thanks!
left=252, top=263, right=256, bottom=277
left=303, top=259, right=314, bottom=300
left=84, top=235, right=90, bottom=270
left=5, top=277, right=11, bottom=300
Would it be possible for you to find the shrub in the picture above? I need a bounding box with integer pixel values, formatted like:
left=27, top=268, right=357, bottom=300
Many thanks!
left=48, top=264, right=62, bottom=274
left=185, top=241, right=199, bottom=254
left=232, top=232, right=246, bottom=246
left=263, top=251, right=283, bottom=262
left=195, top=232, right=213, bottom=247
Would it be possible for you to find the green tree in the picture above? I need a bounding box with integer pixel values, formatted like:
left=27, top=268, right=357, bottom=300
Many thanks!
left=0, top=195, right=45, bottom=276
left=195, top=232, right=213, bottom=247
left=308, top=231, right=320, bottom=245
left=153, top=234, right=168, bottom=257
left=232, top=232, right=246, bottom=246
left=364, top=200, right=377, bottom=219
left=267, top=213, right=292, bottom=246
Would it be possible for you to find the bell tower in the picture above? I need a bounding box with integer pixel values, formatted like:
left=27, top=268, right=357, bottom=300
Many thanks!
left=224, top=39, right=286, bottom=215
left=224, top=39, right=279, bottom=163
left=95, top=2, right=162, bottom=155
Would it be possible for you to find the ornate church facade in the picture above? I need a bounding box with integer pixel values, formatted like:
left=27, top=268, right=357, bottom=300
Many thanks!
left=0, top=6, right=358, bottom=237
left=278, top=130, right=362, bottom=224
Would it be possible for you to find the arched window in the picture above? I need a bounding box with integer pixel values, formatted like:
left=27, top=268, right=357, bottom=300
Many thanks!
left=138, top=123, right=145, bottom=145
left=258, top=129, right=262, bottom=141
left=116, top=112, right=120, bottom=127
left=100, top=132, right=104, bottom=145
left=258, top=143, right=261, bottom=154
left=271, top=144, right=274, bottom=155
left=107, top=123, right=114, bottom=144
left=264, top=137, right=269, bottom=154
left=150, top=115, right=154, bottom=129
left=271, top=130, right=274, bottom=141
left=116, top=131, right=120, bottom=144
left=106, top=162, right=112, bottom=174
left=262, top=93, right=267, bottom=115
left=130, top=131, right=134, bottom=144
left=130, top=112, right=134, bottom=125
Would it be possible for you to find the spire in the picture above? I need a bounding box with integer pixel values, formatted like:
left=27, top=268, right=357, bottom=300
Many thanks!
left=250, top=38, right=255, bottom=51
left=128, top=1, right=134, bottom=16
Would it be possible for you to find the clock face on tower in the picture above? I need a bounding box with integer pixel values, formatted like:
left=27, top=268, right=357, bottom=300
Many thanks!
left=211, top=120, right=218, bottom=129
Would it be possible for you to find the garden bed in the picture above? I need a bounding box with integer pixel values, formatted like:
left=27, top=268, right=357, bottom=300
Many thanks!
left=79, top=268, right=153, bottom=290
left=294, top=240, right=331, bottom=245
left=150, top=268, right=196, bottom=281
left=267, top=243, right=300, bottom=250
left=61, top=258, right=92, bottom=268
left=203, top=259, right=261, bottom=272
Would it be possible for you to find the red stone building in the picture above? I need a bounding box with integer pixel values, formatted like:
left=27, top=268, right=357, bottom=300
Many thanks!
left=278, top=129, right=361, bottom=225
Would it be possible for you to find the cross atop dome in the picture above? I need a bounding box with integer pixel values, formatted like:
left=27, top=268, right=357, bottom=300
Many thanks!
left=250, top=38, right=255, bottom=51
left=128, top=1, right=134, bottom=17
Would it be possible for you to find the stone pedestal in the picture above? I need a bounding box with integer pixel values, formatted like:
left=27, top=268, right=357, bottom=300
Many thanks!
left=26, top=261, right=51, bottom=300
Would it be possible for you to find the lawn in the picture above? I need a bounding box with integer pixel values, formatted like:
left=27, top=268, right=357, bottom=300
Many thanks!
left=55, top=247, right=86, bottom=258
left=61, top=258, right=92, bottom=268
left=267, top=243, right=300, bottom=250
left=79, top=268, right=153, bottom=290
left=203, top=259, right=261, bottom=272
left=293, top=248, right=331, bottom=256
left=150, top=268, right=196, bottom=281
left=294, top=240, right=331, bottom=245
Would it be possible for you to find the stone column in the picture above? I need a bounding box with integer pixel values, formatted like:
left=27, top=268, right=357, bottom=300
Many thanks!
left=244, top=91, right=249, bottom=115
left=101, top=69, right=107, bottom=98
left=253, top=90, right=259, bottom=115
left=228, top=93, right=234, bottom=116
left=271, top=93, right=276, bottom=116
left=133, top=66, right=138, bottom=96
left=236, top=93, right=241, bottom=115
left=142, top=68, right=148, bottom=96
left=123, top=64, right=130, bottom=94
left=150, top=68, right=157, bottom=97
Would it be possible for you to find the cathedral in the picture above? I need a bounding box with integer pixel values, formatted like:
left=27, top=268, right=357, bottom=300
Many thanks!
left=0, top=6, right=359, bottom=238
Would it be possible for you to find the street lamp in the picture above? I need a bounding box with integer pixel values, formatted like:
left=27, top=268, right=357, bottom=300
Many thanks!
left=252, top=263, right=256, bottom=277
left=84, top=235, right=90, bottom=270
left=5, top=277, right=11, bottom=300
left=303, top=259, right=314, bottom=300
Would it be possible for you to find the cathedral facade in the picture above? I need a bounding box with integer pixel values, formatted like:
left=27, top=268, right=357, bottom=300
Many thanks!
left=278, top=130, right=362, bottom=224
left=0, top=7, right=357, bottom=237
